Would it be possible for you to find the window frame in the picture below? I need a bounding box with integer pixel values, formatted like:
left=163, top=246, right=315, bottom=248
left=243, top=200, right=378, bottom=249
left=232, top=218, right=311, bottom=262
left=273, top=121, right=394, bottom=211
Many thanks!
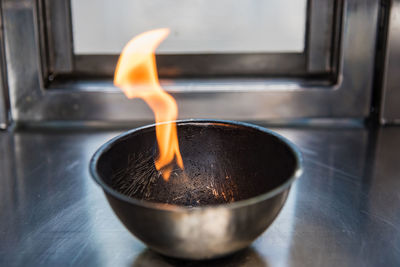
left=42, top=0, right=335, bottom=78
left=2, top=0, right=380, bottom=125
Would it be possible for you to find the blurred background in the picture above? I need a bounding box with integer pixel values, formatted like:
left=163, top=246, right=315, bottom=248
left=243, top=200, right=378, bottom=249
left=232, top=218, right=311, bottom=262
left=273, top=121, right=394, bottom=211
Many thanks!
left=1, top=0, right=398, bottom=127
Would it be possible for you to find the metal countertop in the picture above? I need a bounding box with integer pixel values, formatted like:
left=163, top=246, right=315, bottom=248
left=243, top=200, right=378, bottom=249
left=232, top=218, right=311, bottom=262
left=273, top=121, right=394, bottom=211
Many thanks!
left=0, top=125, right=399, bottom=266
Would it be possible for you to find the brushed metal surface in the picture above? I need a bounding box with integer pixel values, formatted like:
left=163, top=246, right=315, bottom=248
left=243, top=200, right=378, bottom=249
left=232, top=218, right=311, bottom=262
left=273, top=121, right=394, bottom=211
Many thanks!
left=1, top=125, right=400, bottom=266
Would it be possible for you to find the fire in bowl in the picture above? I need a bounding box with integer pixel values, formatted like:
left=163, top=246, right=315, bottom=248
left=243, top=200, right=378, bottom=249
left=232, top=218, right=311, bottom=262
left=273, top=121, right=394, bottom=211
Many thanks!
left=89, top=119, right=302, bottom=260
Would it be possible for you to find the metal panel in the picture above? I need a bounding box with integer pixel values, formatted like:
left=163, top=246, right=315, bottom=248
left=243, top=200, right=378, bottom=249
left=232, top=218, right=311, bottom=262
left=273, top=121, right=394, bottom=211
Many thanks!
left=3, top=0, right=379, bottom=124
left=307, top=0, right=335, bottom=73
left=43, top=0, right=74, bottom=74
left=0, top=3, right=10, bottom=129
left=381, top=0, right=400, bottom=124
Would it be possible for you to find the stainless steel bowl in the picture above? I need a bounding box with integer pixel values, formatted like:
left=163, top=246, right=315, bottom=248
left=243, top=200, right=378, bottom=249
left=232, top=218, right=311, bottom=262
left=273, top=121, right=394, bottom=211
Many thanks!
left=90, top=120, right=302, bottom=260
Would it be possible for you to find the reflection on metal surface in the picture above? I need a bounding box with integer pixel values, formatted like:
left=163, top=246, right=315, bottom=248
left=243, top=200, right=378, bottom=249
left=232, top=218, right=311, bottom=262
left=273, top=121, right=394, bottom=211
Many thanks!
left=1, top=126, right=400, bottom=266
left=131, top=248, right=268, bottom=267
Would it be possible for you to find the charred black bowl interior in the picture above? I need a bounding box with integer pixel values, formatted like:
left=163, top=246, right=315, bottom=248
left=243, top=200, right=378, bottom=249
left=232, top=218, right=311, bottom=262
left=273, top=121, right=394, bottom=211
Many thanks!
left=90, top=120, right=302, bottom=260
left=94, top=120, right=299, bottom=207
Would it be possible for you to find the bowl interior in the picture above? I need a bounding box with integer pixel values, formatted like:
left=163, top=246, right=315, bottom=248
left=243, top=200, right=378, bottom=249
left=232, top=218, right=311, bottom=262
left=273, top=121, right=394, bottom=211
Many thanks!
left=95, top=122, right=298, bottom=207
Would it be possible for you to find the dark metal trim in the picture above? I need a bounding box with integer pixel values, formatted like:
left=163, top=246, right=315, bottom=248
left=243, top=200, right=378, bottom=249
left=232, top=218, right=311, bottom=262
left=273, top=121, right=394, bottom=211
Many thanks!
left=42, top=0, right=74, bottom=74
left=306, top=0, right=336, bottom=73
left=74, top=53, right=307, bottom=78
left=380, top=0, right=400, bottom=124
left=46, top=0, right=335, bottom=78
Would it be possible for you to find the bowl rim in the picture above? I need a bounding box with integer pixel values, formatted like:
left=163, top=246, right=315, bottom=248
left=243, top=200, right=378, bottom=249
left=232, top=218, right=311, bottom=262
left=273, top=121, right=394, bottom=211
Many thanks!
left=89, top=119, right=303, bottom=211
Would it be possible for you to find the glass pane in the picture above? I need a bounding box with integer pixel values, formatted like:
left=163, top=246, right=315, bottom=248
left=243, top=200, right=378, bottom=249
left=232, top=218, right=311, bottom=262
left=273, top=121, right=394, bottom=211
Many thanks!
left=71, top=0, right=307, bottom=54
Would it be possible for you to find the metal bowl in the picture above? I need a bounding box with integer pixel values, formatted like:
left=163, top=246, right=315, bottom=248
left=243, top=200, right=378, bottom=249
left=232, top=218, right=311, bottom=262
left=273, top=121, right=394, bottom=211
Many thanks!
left=90, top=120, right=302, bottom=260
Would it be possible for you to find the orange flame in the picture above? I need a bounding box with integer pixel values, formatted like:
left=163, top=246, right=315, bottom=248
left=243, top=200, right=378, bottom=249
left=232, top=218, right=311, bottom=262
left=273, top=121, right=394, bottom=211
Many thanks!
left=114, top=28, right=183, bottom=181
